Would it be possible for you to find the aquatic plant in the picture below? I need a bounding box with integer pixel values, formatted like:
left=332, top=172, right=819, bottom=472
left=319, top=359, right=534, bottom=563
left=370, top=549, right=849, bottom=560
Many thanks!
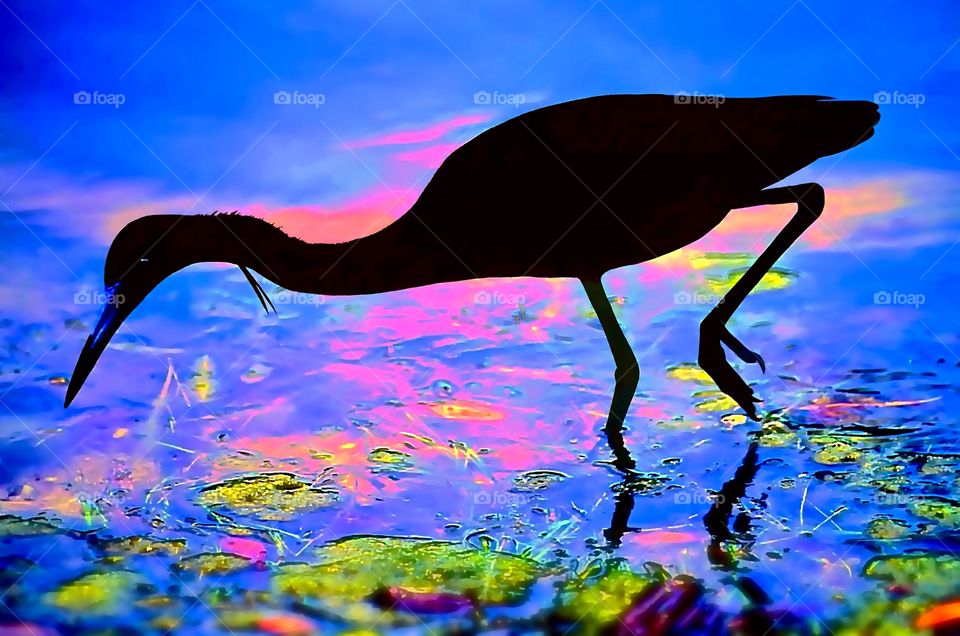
left=273, top=535, right=544, bottom=616
left=0, top=514, right=59, bottom=536
left=95, top=535, right=187, bottom=557
left=196, top=472, right=339, bottom=521
left=172, top=551, right=254, bottom=576
left=512, top=469, right=570, bottom=491
left=829, top=552, right=960, bottom=634
left=45, top=570, right=143, bottom=614
left=552, top=559, right=666, bottom=633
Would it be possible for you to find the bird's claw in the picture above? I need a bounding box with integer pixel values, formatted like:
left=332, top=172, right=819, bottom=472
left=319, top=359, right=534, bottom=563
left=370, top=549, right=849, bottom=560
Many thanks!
left=699, top=316, right=764, bottom=420
left=712, top=317, right=765, bottom=372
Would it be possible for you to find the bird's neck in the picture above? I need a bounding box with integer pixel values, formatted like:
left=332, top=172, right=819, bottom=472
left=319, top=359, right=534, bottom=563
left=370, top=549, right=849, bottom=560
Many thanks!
left=199, top=213, right=428, bottom=297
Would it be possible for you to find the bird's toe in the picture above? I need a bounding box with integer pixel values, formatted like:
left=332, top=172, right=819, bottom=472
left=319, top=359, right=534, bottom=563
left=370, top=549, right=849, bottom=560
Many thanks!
left=704, top=316, right=765, bottom=373
left=699, top=347, right=762, bottom=421
left=700, top=317, right=764, bottom=420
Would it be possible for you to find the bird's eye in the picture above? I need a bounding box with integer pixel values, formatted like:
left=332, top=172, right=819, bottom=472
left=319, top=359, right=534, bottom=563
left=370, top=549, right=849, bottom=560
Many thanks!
left=139, top=258, right=150, bottom=263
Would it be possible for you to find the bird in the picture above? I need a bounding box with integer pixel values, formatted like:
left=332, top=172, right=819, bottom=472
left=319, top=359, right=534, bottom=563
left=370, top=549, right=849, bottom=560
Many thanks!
left=63, top=94, right=879, bottom=468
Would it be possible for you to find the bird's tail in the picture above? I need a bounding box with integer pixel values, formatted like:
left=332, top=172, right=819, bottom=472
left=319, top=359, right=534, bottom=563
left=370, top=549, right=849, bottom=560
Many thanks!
left=807, top=97, right=880, bottom=157
left=734, top=96, right=881, bottom=182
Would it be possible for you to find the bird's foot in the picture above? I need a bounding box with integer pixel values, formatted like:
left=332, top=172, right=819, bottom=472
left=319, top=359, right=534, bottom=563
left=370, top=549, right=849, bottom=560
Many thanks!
left=699, top=315, right=765, bottom=420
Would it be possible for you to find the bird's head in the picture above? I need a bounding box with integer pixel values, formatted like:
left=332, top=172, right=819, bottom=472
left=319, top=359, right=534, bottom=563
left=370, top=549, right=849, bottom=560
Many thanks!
left=64, top=215, right=197, bottom=406
left=64, top=213, right=275, bottom=407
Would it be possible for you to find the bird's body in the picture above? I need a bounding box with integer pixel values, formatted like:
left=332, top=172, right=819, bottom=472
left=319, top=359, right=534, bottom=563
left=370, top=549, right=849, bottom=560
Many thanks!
left=214, top=94, right=877, bottom=297
left=65, top=94, right=880, bottom=448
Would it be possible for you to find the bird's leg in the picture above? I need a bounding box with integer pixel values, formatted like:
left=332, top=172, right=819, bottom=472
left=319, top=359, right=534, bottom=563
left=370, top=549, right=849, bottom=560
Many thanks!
left=699, top=183, right=825, bottom=420
left=581, top=277, right=638, bottom=473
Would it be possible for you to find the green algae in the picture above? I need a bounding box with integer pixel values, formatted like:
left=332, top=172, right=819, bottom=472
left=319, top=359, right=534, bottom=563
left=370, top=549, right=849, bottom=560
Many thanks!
left=173, top=552, right=253, bottom=576
left=368, top=447, right=416, bottom=473
left=719, top=413, right=748, bottom=426
left=512, top=469, right=570, bottom=492
left=690, top=252, right=756, bottom=270
left=150, top=615, right=183, bottom=632
left=831, top=599, right=931, bottom=636
left=368, top=447, right=413, bottom=465
left=197, top=472, right=339, bottom=521
left=864, top=553, right=960, bottom=597
left=704, top=266, right=797, bottom=296
left=666, top=363, right=714, bottom=384
left=692, top=389, right=738, bottom=412
left=612, top=472, right=671, bottom=495
left=554, top=561, right=665, bottom=633
left=811, top=438, right=864, bottom=465
left=919, top=456, right=957, bottom=475
left=863, top=475, right=913, bottom=495
left=866, top=516, right=910, bottom=540
left=910, top=496, right=960, bottom=528
left=97, top=535, right=187, bottom=557
left=46, top=570, right=143, bottom=614
left=135, top=594, right=178, bottom=609
left=273, top=535, right=543, bottom=608
left=831, top=552, right=960, bottom=634
left=0, top=514, right=59, bottom=536
left=751, top=421, right=799, bottom=448
left=202, top=586, right=273, bottom=610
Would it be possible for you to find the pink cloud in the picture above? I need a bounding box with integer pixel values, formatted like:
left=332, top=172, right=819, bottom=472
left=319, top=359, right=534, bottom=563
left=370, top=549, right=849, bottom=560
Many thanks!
left=394, top=143, right=461, bottom=169
left=642, top=178, right=916, bottom=274
left=4, top=152, right=939, bottom=264
left=95, top=185, right=418, bottom=245
left=27, top=176, right=920, bottom=255
left=343, top=113, right=490, bottom=149
left=247, top=187, right=419, bottom=243
left=709, top=179, right=910, bottom=249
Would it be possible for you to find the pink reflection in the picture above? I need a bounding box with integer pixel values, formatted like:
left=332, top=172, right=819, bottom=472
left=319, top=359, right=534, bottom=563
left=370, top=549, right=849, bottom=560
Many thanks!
left=221, top=536, right=268, bottom=561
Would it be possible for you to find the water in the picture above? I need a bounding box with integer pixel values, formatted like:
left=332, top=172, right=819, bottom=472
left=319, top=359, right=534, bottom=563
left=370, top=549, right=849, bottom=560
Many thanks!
left=2, top=199, right=959, bottom=634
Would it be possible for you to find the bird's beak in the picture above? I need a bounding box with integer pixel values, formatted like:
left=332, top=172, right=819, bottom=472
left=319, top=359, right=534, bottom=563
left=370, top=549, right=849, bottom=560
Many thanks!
left=64, top=283, right=131, bottom=407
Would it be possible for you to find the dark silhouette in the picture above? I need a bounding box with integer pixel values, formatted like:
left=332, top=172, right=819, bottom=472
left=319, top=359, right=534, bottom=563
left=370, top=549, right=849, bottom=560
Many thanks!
left=704, top=442, right=762, bottom=569
left=64, top=95, right=879, bottom=461
left=602, top=439, right=762, bottom=551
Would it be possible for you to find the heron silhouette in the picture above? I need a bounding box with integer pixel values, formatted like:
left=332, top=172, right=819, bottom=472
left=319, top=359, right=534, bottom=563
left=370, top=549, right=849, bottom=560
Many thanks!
left=64, top=94, right=879, bottom=471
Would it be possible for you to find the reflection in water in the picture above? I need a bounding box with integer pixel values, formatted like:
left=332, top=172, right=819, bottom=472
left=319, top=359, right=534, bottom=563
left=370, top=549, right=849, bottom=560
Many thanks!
left=1, top=202, right=959, bottom=633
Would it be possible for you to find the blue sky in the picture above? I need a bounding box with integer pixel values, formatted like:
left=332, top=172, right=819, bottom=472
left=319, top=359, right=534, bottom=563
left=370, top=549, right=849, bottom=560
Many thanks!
left=1, top=0, right=958, bottom=237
